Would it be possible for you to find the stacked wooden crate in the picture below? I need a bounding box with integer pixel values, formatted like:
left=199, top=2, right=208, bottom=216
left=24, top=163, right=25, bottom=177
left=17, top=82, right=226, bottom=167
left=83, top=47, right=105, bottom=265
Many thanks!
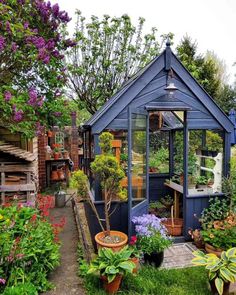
left=0, top=141, right=37, bottom=205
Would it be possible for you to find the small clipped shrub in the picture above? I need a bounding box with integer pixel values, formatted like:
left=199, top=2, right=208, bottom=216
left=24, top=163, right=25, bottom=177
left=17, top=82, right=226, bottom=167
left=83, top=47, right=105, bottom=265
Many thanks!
left=70, top=170, right=89, bottom=200
left=3, top=282, right=38, bottom=295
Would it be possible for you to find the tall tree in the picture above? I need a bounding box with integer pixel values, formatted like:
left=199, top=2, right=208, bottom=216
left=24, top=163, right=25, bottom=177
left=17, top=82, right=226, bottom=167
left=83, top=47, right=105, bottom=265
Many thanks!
left=0, top=0, right=75, bottom=137
left=176, top=36, right=236, bottom=112
left=66, top=11, right=171, bottom=114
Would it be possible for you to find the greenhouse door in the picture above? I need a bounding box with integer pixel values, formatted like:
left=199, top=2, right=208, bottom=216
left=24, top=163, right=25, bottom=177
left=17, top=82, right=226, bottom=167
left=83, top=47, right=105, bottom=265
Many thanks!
left=128, top=107, right=149, bottom=238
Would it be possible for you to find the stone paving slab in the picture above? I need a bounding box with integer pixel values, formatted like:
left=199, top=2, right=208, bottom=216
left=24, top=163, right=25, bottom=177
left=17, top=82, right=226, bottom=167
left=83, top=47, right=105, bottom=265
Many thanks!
left=162, top=242, right=197, bottom=269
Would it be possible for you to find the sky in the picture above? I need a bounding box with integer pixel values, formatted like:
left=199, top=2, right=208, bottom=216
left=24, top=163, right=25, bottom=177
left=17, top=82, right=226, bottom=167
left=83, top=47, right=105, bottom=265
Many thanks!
left=52, top=0, right=236, bottom=84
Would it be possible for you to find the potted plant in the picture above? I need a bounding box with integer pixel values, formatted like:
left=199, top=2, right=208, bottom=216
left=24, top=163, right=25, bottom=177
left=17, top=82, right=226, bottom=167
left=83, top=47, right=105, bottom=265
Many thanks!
left=199, top=197, right=236, bottom=256
left=129, top=236, right=141, bottom=273
left=70, top=132, right=128, bottom=251
left=132, top=214, right=172, bottom=267
left=162, top=205, right=183, bottom=236
left=87, top=246, right=135, bottom=294
left=192, top=248, right=236, bottom=295
left=148, top=201, right=166, bottom=217
left=196, top=175, right=208, bottom=189
left=53, top=147, right=60, bottom=160
left=149, top=152, right=159, bottom=173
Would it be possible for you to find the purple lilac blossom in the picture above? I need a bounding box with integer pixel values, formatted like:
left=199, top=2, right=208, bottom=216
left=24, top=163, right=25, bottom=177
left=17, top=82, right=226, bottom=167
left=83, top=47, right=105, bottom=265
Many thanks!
left=54, top=111, right=62, bottom=117
left=13, top=109, right=24, bottom=122
left=17, top=0, right=25, bottom=4
left=28, top=88, right=37, bottom=106
left=0, top=36, right=5, bottom=51
left=4, top=91, right=12, bottom=102
left=6, top=21, right=12, bottom=34
left=46, top=39, right=55, bottom=51
left=52, top=3, right=60, bottom=17
left=24, top=21, right=29, bottom=29
left=11, top=42, right=17, bottom=52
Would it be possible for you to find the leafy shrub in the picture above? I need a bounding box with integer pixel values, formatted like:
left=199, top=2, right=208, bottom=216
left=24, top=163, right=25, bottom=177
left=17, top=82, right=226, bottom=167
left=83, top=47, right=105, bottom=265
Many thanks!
left=3, top=282, right=37, bottom=295
left=70, top=170, right=89, bottom=199
left=0, top=205, right=60, bottom=293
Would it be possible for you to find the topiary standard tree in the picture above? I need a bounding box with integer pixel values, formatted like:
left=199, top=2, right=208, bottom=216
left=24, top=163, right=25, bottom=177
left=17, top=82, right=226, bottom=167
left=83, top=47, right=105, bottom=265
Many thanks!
left=91, top=132, right=125, bottom=237
left=0, top=0, right=76, bottom=137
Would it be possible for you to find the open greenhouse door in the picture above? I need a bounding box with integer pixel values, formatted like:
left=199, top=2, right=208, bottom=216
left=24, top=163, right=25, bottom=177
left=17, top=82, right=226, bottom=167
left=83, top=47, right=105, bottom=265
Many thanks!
left=128, top=107, right=149, bottom=238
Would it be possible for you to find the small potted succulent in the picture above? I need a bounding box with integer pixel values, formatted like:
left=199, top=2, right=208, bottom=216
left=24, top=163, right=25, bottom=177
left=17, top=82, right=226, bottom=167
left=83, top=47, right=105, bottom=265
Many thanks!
left=87, top=246, right=135, bottom=294
left=132, top=214, right=172, bottom=267
left=192, top=248, right=236, bottom=295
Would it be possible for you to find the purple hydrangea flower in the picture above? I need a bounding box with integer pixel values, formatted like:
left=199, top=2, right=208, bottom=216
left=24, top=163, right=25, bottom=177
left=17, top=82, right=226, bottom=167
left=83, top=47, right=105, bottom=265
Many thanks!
left=0, top=36, right=5, bottom=51
left=4, top=91, right=12, bottom=102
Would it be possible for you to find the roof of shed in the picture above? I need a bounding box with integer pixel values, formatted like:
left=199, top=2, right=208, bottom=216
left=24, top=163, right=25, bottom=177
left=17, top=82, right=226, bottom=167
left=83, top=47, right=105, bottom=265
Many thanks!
left=84, top=45, right=234, bottom=133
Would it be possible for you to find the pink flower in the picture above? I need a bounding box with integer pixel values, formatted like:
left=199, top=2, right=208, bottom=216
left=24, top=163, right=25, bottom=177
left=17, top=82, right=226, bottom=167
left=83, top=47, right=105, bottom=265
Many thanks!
left=130, top=235, right=137, bottom=245
left=0, top=278, right=6, bottom=285
left=4, top=91, right=12, bottom=102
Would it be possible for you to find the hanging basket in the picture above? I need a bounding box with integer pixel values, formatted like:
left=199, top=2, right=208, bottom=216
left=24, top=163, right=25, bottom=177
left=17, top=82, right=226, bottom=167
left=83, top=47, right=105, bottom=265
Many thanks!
left=162, top=206, right=183, bottom=236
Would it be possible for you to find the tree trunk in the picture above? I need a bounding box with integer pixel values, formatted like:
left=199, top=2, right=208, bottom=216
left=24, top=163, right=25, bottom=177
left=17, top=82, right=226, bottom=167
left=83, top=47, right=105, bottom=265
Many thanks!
left=104, top=186, right=110, bottom=236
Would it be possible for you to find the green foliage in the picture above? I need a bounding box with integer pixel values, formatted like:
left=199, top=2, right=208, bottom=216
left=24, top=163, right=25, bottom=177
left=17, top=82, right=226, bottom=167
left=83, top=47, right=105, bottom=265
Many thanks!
left=3, top=282, right=38, bottom=295
left=192, top=248, right=236, bottom=295
left=67, top=11, right=171, bottom=114
left=149, top=148, right=169, bottom=173
left=99, top=132, right=114, bottom=154
left=206, top=131, right=223, bottom=152
left=200, top=197, right=229, bottom=230
left=70, top=169, right=89, bottom=199
left=0, top=205, right=60, bottom=293
left=196, top=176, right=208, bottom=185
left=176, top=36, right=236, bottom=112
left=84, top=266, right=210, bottom=295
left=137, top=233, right=172, bottom=255
left=87, top=246, right=135, bottom=283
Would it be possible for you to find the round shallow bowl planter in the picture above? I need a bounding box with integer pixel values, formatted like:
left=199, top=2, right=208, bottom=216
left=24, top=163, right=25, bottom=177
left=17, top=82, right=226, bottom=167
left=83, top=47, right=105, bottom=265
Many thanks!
left=101, top=274, right=122, bottom=294
left=162, top=218, right=183, bottom=236
left=209, top=280, right=230, bottom=295
left=95, top=231, right=128, bottom=252
left=205, top=243, right=223, bottom=258
left=143, top=251, right=164, bottom=268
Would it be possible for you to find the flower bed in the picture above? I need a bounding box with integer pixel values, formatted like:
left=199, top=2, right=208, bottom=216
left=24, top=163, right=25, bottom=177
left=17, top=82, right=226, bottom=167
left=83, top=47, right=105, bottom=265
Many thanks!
left=0, top=202, right=62, bottom=294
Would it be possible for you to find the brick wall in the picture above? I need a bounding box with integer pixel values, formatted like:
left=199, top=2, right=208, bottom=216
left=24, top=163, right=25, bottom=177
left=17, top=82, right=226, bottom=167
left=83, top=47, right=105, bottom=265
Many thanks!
left=70, top=112, right=78, bottom=170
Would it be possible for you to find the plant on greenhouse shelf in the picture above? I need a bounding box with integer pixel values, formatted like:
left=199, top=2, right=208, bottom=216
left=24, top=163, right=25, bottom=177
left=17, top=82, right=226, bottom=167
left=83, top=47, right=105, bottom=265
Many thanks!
left=192, top=248, right=236, bottom=295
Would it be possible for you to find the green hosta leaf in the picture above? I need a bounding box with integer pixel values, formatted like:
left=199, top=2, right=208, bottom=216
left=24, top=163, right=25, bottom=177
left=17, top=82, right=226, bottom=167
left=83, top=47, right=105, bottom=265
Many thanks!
left=215, top=277, right=224, bottom=295
left=105, top=266, right=118, bottom=275
left=107, top=273, right=116, bottom=283
left=118, top=261, right=135, bottom=272
left=209, top=271, right=217, bottom=281
left=191, top=257, right=207, bottom=266
left=98, top=262, right=107, bottom=270
left=229, top=257, right=236, bottom=263
left=220, top=267, right=235, bottom=282
left=228, top=264, right=236, bottom=274
left=120, top=249, right=133, bottom=260
left=102, top=248, right=114, bottom=260
left=192, top=250, right=205, bottom=258
left=226, top=248, right=236, bottom=258
left=87, top=267, right=97, bottom=274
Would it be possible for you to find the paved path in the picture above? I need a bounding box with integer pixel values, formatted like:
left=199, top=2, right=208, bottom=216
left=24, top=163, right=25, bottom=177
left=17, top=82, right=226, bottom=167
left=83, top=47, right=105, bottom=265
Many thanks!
left=43, top=204, right=85, bottom=295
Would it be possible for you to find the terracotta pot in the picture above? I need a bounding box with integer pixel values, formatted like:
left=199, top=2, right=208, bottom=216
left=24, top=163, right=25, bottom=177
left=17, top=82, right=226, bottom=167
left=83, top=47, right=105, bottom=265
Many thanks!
left=144, top=251, right=164, bottom=267
left=54, top=152, right=60, bottom=160
left=95, top=231, right=128, bottom=252
left=101, top=274, right=122, bottom=294
left=47, top=130, right=53, bottom=137
left=209, top=280, right=230, bottom=295
left=57, top=169, right=65, bottom=180
left=130, top=257, right=139, bottom=273
left=162, top=218, right=183, bottom=236
left=205, top=243, right=223, bottom=258
left=51, top=170, right=59, bottom=181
